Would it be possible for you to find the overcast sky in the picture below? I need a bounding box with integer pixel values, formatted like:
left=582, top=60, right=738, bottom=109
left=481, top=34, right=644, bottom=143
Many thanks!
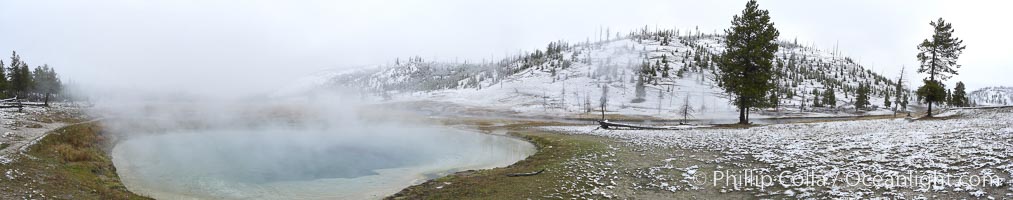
left=0, top=0, right=1009, bottom=97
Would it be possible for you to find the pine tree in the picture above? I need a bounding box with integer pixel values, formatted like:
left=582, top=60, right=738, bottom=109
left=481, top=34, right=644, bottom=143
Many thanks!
left=662, top=55, right=670, bottom=78
left=855, top=83, right=871, bottom=111
left=812, top=88, right=822, bottom=107
left=654, top=60, right=661, bottom=77
left=916, top=80, right=946, bottom=112
left=945, top=89, right=952, bottom=106
left=639, top=60, right=653, bottom=84
left=916, top=18, right=965, bottom=117
left=0, top=60, right=6, bottom=98
left=31, top=64, right=61, bottom=105
left=901, top=94, right=909, bottom=111
left=823, top=87, right=836, bottom=108
left=7, top=52, right=17, bottom=94
left=718, top=0, right=780, bottom=124
left=8, top=51, right=30, bottom=97
left=952, top=81, right=967, bottom=107
left=884, top=93, right=891, bottom=108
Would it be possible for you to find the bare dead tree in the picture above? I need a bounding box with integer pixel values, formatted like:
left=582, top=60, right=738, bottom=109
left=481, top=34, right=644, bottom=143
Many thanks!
left=678, top=95, right=696, bottom=124
left=600, top=85, right=609, bottom=121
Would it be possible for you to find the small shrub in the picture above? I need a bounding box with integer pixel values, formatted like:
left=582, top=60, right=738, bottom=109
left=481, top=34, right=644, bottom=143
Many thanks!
left=24, top=123, right=44, bottom=128
left=51, top=143, right=93, bottom=162
left=55, top=126, right=100, bottom=148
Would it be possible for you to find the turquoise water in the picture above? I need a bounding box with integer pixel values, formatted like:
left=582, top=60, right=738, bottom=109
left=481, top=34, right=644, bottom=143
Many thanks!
left=111, top=126, right=534, bottom=199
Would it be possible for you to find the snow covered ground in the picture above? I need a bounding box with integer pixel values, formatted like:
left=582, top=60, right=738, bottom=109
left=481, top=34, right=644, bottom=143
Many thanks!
left=0, top=104, right=81, bottom=164
left=542, top=107, right=1013, bottom=199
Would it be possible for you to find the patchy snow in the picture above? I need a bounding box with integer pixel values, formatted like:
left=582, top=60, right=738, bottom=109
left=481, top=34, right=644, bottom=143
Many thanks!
left=4, top=169, right=21, bottom=180
left=0, top=104, right=79, bottom=164
left=548, top=145, right=621, bottom=199
left=542, top=107, right=1013, bottom=198
left=934, top=108, right=964, bottom=118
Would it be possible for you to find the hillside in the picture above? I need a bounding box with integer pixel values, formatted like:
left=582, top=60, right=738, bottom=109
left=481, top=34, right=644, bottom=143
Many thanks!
left=969, top=86, right=1013, bottom=106
left=279, top=28, right=909, bottom=121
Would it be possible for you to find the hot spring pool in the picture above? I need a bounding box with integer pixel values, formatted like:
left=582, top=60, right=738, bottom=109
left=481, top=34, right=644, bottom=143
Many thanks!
left=111, top=125, right=535, bottom=199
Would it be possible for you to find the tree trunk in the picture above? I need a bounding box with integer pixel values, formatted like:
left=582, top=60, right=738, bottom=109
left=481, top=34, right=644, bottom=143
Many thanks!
left=738, top=106, right=747, bottom=124
left=600, top=102, right=606, bottom=121
left=746, top=108, right=751, bottom=122
left=927, top=46, right=937, bottom=118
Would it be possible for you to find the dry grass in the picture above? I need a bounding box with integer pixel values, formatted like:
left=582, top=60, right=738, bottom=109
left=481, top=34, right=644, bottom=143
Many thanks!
left=51, top=143, right=94, bottom=162
left=41, top=122, right=105, bottom=163
left=0, top=121, right=151, bottom=200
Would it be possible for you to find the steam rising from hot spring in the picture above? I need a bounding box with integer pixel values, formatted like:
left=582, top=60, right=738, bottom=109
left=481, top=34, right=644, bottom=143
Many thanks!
left=95, top=94, right=535, bottom=199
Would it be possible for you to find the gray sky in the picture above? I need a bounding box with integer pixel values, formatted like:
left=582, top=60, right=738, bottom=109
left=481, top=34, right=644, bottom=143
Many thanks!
left=0, top=0, right=1009, bottom=97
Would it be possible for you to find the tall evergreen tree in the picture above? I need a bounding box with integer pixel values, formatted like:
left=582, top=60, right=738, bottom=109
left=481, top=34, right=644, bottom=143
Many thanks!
left=823, top=88, right=836, bottom=108
left=0, top=51, right=63, bottom=103
left=916, top=18, right=965, bottom=117
left=0, top=60, right=6, bottom=97
left=945, top=89, right=952, bottom=106
left=884, top=93, right=891, bottom=108
left=812, top=88, right=822, bottom=108
left=8, top=51, right=29, bottom=97
left=32, top=64, right=61, bottom=105
left=901, top=94, right=909, bottom=112
left=661, top=55, right=670, bottom=78
left=916, top=80, right=946, bottom=111
left=718, top=0, right=779, bottom=124
left=855, top=84, right=871, bottom=111
left=19, top=63, right=32, bottom=94
left=951, top=81, right=967, bottom=107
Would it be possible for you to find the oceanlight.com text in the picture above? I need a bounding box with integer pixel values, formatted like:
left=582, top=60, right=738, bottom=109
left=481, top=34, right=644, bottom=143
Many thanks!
left=692, top=169, right=1003, bottom=189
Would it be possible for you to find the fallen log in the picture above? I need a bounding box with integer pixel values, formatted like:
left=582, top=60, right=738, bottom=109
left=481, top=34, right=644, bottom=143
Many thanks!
left=506, top=169, right=545, bottom=177
left=19, top=102, right=47, bottom=107
left=0, top=102, right=47, bottom=108
left=599, top=120, right=668, bottom=130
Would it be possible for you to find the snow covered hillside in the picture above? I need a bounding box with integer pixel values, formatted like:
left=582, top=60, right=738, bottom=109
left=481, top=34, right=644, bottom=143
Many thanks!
left=969, top=86, right=1013, bottom=106
left=282, top=29, right=908, bottom=120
